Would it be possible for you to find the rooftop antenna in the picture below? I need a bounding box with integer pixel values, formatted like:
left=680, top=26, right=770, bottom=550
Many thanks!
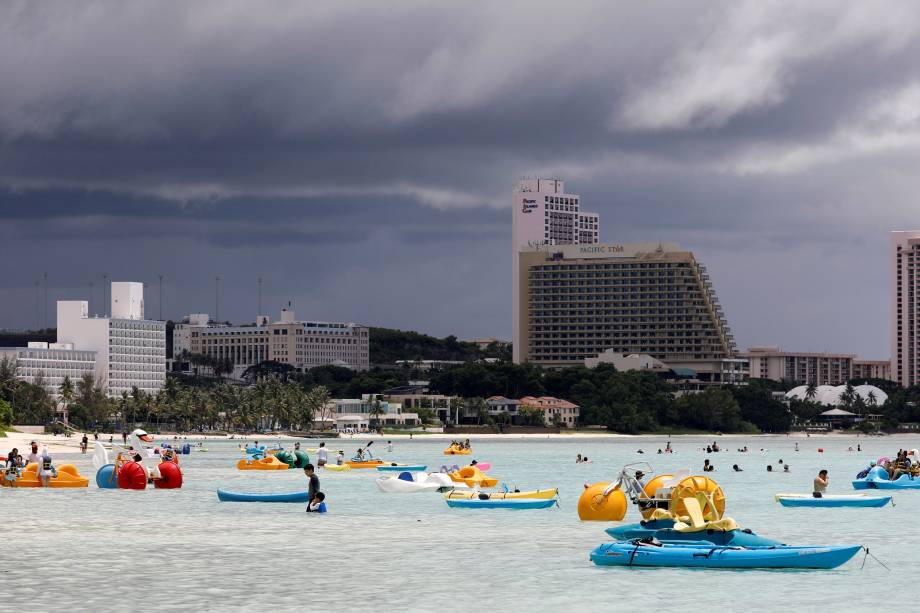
left=43, top=272, right=48, bottom=329
left=102, top=273, right=108, bottom=316
left=88, top=281, right=94, bottom=314
left=158, top=274, right=164, bottom=320
left=215, top=276, right=221, bottom=322
left=258, top=277, right=263, bottom=315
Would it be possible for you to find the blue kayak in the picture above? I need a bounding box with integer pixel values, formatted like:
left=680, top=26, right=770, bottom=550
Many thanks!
left=446, top=498, right=557, bottom=509
left=606, top=520, right=781, bottom=547
left=376, top=464, right=427, bottom=472
left=776, top=493, right=892, bottom=508
left=590, top=541, right=862, bottom=569
left=217, top=489, right=309, bottom=503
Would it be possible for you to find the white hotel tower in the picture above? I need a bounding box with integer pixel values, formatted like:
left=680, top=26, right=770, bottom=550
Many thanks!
left=512, top=178, right=599, bottom=362
left=57, top=281, right=166, bottom=397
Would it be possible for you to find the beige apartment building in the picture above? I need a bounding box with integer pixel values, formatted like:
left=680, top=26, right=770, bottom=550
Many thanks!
left=852, top=359, right=891, bottom=381
left=740, top=347, right=855, bottom=385
left=516, top=242, right=736, bottom=380
left=187, top=308, right=369, bottom=377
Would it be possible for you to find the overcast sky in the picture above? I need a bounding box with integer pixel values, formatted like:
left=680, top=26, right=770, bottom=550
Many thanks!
left=3, top=1, right=920, bottom=358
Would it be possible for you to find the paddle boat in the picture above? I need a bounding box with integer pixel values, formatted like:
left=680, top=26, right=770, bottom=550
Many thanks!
left=0, top=462, right=89, bottom=488
left=589, top=540, right=862, bottom=569
left=578, top=462, right=724, bottom=523
left=445, top=487, right=558, bottom=501
left=605, top=504, right=781, bottom=547
left=852, top=466, right=920, bottom=490
left=776, top=493, right=892, bottom=508
left=447, top=465, right=498, bottom=487
left=444, top=443, right=472, bottom=455
left=376, top=463, right=428, bottom=472
left=94, top=441, right=183, bottom=489
left=217, top=489, right=310, bottom=503
left=237, top=456, right=289, bottom=470
left=376, top=471, right=467, bottom=493
left=274, top=449, right=310, bottom=469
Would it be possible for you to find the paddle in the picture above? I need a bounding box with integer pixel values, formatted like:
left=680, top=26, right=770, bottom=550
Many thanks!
left=365, top=440, right=374, bottom=459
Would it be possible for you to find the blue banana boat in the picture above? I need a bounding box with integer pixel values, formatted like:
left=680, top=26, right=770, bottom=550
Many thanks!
left=590, top=541, right=862, bottom=569
left=605, top=519, right=781, bottom=547
left=376, top=464, right=428, bottom=472
left=776, top=493, right=892, bottom=508
left=445, top=497, right=557, bottom=509
left=217, top=489, right=309, bottom=503
left=853, top=467, right=920, bottom=490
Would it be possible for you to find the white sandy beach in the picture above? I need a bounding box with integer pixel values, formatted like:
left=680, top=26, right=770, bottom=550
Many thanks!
left=1, top=427, right=865, bottom=456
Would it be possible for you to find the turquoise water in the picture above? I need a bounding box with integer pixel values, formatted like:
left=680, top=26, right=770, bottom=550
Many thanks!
left=1, top=434, right=915, bottom=611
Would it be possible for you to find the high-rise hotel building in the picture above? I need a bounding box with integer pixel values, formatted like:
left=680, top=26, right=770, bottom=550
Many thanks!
left=512, top=179, right=738, bottom=381
left=56, top=281, right=166, bottom=397
left=512, top=178, right=599, bottom=363
left=891, top=231, right=920, bottom=387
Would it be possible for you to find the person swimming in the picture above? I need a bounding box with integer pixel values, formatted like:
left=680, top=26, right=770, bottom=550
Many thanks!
left=732, top=464, right=742, bottom=472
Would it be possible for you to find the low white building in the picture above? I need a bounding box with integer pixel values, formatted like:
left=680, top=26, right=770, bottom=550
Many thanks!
left=57, top=282, right=166, bottom=398
left=319, top=396, right=420, bottom=432
left=585, top=350, right=668, bottom=371
left=0, top=342, right=97, bottom=404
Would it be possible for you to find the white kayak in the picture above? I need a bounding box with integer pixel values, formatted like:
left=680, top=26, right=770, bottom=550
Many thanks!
left=376, top=471, right=470, bottom=493
left=775, top=493, right=892, bottom=508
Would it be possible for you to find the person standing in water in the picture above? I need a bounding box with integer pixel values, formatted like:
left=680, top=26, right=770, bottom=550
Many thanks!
left=387, top=440, right=394, bottom=453
left=316, top=442, right=328, bottom=467
left=303, top=464, right=320, bottom=510
left=38, top=451, right=57, bottom=487
left=813, top=469, right=828, bottom=498
left=81, top=434, right=88, bottom=454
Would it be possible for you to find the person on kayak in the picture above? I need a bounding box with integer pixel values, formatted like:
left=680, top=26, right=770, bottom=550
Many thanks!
left=813, top=469, right=828, bottom=498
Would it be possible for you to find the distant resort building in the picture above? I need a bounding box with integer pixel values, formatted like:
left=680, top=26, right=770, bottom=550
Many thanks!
left=317, top=395, right=420, bottom=432
left=784, top=384, right=888, bottom=407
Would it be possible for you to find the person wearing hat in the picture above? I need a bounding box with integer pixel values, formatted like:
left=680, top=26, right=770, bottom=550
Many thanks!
left=634, top=470, right=647, bottom=487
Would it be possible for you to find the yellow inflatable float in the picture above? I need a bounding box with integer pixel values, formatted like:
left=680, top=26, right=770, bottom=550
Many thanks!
left=444, top=444, right=472, bottom=455
left=448, top=465, right=498, bottom=487
left=0, top=463, right=89, bottom=488
left=236, top=456, right=289, bottom=470
left=323, top=463, right=351, bottom=472
left=577, top=482, right=627, bottom=521
left=446, top=488, right=557, bottom=500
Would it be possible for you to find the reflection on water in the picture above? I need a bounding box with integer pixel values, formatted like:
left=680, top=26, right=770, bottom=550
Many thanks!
left=0, top=435, right=913, bottom=611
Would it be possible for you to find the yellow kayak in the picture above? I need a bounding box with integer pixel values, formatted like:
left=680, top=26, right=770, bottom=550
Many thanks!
left=345, top=459, right=384, bottom=469
left=324, top=464, right=351, bottom=472
left=445, top=488, right=558, bottom=500
left=236, top=457, right=289, bottom=470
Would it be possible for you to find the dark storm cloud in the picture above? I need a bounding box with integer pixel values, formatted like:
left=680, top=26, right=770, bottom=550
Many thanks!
left=2, top=1, right=920, bottom=354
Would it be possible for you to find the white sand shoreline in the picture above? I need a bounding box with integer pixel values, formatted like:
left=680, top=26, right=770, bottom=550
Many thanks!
left=1, top=427, right=876, bottom=456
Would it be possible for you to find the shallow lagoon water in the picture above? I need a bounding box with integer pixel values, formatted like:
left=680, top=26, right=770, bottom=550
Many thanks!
left=2, top=434, right=916, bottom=611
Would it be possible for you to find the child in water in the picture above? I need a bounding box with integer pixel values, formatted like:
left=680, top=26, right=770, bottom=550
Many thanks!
left=307, top=492, right=327, bottom=513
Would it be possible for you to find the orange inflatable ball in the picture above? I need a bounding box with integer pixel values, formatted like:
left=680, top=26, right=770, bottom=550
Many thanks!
left=578, top=482, right=627, bottom=521
left=642, top=474, right=673, bottom=498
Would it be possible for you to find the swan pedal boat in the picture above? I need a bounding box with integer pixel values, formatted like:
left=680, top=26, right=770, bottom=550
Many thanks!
left=217, top=489, right=310, bottom=503
left=776, top=493, right=892, bottom=508
left=590, top=541, right=861, bottom=569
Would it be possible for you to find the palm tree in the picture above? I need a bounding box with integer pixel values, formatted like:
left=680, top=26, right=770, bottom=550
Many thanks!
left=805, top=383, right=818, bottom=402
left=840, top=383, right=856, bottom=410
left=867, top=390, right=878, bottom=407
left=58, top=375, right=75, bottom=425
left=368, top=396, right=384, bottom=432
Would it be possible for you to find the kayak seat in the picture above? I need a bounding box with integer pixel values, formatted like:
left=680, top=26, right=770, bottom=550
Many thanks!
left=398, top=471, right=414, bottom=482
